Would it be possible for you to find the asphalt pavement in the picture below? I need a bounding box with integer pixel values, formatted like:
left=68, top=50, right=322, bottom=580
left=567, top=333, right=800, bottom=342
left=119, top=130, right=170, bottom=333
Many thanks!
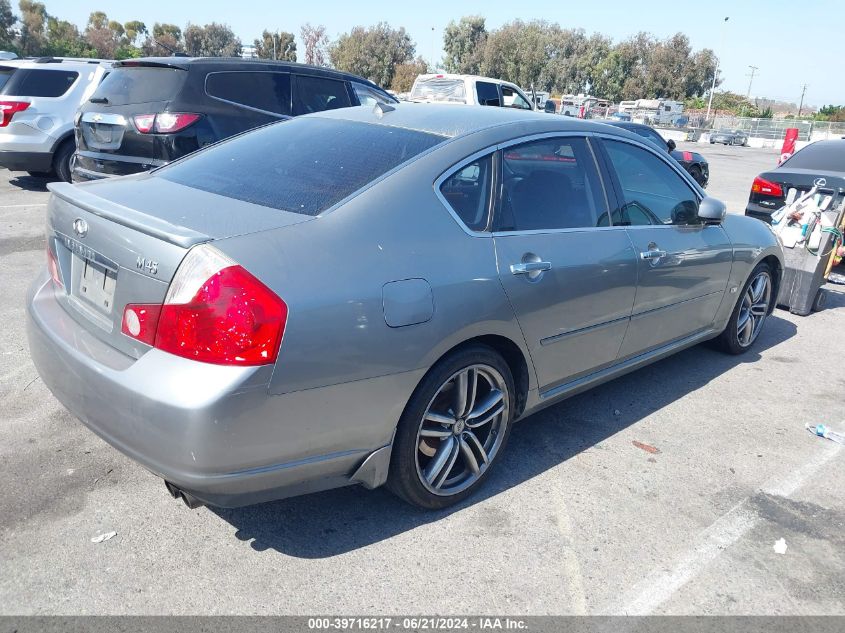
left=0, top=145, right=843, bottom=615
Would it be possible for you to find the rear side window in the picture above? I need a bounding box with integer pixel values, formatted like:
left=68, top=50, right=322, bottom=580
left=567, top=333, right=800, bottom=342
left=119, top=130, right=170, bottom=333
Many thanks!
left=476, top=81, right=500, bottom=107
left=158, top=118, right=445, bottom=216
left=0, top=67, right=14, bottom=93
left=440, top=154, right=494, bottom=231
left=293, top=75, right=351, bottom=116
left=0, top=69, right=78, bottom=97
left=206, top=71, right=291, bottom=116
left=498, top=137, right=607, bottom=231
left=410, top=77, right=466, bottom=103
left=90, top=67, right=186, bottom=106
left=603, top=140, right=699, bottom=226
left=783, top=142, right=845, bottom=171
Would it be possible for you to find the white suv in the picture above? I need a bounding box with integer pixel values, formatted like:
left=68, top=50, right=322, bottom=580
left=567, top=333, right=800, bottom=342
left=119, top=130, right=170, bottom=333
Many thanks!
left=0, top=57, right=111, bottom=181
left=408, top=74, right=534, bottom=110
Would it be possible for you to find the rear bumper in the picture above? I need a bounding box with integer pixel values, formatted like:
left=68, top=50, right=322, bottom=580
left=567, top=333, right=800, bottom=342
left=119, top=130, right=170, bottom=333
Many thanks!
left=0, top=149, right=53, bottom=172
left=26, top=273, right=397, bottom=507
left=745, top=203, right=774, bottom=223
left=72, top=151, right=162, bottom=182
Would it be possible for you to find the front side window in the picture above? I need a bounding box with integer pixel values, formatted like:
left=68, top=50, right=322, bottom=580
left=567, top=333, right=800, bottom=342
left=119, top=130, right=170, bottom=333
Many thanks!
left=603, top=140, right=700, bottom=226
left=501, top=86, right=531, bottom=110
left=498, top=137, right=607, bottom=231
left=352, top=82, right=394, bottom=106
left=439, top=154, right=493, bottom=231
left=475, top=81, right=500, bottom=107
left=293, top=75, right=351, bottom=115
left=206, top=71, right=291, bottom=116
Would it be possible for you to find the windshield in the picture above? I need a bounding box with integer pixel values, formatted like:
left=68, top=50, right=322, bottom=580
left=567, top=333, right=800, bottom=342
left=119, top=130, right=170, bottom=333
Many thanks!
left=158, top=118, right=446, bottom=215
left=783, top=141, right=845, bottom=172
left=410, top=77, right=466, bottom=103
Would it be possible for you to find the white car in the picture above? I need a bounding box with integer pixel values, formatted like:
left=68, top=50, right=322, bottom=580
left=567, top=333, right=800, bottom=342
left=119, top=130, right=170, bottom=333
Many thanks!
left=408, top=73, right=534, bottom=110
left=0, top=57, right=111, bottom=181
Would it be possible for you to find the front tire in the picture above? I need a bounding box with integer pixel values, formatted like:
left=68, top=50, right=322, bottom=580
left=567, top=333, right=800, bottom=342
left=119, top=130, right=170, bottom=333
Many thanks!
left=714, top=263, right=773, bottom=354
left=387, top=345, right=515, bottom=509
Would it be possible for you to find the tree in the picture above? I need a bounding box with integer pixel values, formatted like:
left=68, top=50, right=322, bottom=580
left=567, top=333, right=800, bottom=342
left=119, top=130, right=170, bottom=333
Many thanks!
left=184, top=22, right=241, bottom=57
left=300, top=23, right=329, bottom=66
left=46, top=16, right=95, bottom=57
left=480, top=20, right=554, bottom=92
left=814, top=105, right=845, bottom=122
left=330, top=22, right=415, bottom=88
left=391, top=57, right=428, bottom=92
left=83, top=11, right=127, bottom=58
left=442, top=16, right=486, bottom=74
left=253, top=29, right=295, bottom=60
left=16, top=0, right=48, bottom=56
left=141, top=23, right=182, bottom=56
left=0, top=0, right=15, bottom=52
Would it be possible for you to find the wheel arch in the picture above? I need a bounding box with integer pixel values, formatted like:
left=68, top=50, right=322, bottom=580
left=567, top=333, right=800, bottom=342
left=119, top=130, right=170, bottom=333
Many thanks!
left=760, top=254, right=783, bottom=314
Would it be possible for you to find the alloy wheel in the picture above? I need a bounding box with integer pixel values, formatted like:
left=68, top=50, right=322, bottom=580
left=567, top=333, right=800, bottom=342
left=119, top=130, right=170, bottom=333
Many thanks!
left=737, top=271, right=771, bottom=347
left=415, top=364, right=509, bottom=496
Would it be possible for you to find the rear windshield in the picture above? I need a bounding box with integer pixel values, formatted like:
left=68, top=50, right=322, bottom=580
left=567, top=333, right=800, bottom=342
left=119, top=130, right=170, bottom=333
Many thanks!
left=783, top=141, right=845, bottom=172
left=0, top=68, right=78, bottom=97
left=90, top=66, right=186, bottom=106
left=157, top=118, right=446, bottom=215
left=410, top=77, right=466, bottom=103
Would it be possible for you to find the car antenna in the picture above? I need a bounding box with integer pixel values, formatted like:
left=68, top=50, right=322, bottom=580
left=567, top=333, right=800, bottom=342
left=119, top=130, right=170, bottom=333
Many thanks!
left=153, top=39, right=184, bottom=57
left=373, top=102, right=395, bottom=117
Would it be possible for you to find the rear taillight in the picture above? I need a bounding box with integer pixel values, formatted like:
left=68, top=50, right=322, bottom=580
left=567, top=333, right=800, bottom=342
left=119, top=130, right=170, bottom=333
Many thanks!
left=751, top=176, right=783, bottom=197
left=0, top=101, right=30, bottom=127
left=133, top=112, right=201, bottom=134
left=47, top=247, right=62, bottom=288
left=121, top=245, right=287, bottom=366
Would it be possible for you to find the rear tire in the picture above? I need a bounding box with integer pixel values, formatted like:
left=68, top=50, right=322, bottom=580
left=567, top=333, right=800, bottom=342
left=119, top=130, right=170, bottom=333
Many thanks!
left=387, top=344, right=515, bottom=509
left=689, top=165, right=704, bottom=186
left=713, top=262, right=773, bottom=355
left=52, top=138, right=75, bottom=183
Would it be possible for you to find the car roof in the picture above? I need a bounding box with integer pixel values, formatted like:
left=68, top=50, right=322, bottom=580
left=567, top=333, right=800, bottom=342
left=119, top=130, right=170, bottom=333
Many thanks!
left=117, top=57, right=379, bottom=87
left=307, top=102, right=644, bottom=140
left=0, top=57, right=111, bottom=70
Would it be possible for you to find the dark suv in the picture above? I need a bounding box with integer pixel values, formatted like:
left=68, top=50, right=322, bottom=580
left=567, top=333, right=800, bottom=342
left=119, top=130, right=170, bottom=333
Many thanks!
left=72, top=57, right=396, bottom=181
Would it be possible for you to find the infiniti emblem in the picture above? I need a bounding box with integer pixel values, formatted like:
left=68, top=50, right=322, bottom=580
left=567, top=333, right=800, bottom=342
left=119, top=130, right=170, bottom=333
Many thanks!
left=72, top=218, right=88, bottom=238
left=814, top=177, right=827, bottom=187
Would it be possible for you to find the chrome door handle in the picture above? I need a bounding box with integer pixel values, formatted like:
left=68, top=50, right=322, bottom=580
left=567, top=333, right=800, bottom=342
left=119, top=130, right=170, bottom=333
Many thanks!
left=639, top=250, right=667, bottom=260
left=510, top=261, right=552, bottom=275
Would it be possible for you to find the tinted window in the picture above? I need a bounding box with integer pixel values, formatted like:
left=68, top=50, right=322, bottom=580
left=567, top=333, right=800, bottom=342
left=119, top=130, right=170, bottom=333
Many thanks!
left=0, top=67, right=14, bottom=93
left=783, top=141, right=845, bottom=171
left=440, top=154, right=493, bottom=231
left=499, top=137, right=607, bottom=231
left=206, top=71, right=291, bottom=115
left=158, top=118, right=445, bottom=216
left=501, top=86, right=531, bottom=110
left=635, top=127, right=668, bottom=150
left=293, top=75, right=351, bottom=116
left=91, top=67, right=186, bottom=106
left=352, top=82, right=394, bottom=106
left=0, top=69, right=78, bottom=97
left=604, top=140, right=699, bottom=226
left=476, top=81, right=500, bottom=107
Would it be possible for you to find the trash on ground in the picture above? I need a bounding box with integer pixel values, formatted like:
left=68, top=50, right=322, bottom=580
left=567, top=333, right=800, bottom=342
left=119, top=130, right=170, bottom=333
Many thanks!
left=90, top=531, right=117, bottom=543
left=805, top=423, right=845, bottom=445
left=773, top=538, right=788, bottom=554
left=632, top=440, right=660, bottom=454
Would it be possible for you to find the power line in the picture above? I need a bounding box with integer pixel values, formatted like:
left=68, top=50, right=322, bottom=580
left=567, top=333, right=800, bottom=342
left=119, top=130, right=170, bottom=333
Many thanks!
left=746, top=66, right=758, bottom=100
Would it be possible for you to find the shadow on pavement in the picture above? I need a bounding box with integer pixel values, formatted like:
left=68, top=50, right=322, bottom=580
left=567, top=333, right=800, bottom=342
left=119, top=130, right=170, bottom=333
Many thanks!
left=212, top=315, right=798, bottom=558
left=8, top=174, right=51, bottom=192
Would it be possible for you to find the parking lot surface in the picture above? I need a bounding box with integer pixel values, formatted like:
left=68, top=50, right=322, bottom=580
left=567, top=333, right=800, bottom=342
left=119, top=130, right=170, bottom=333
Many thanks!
left=1, top=144, right=843, bottom=615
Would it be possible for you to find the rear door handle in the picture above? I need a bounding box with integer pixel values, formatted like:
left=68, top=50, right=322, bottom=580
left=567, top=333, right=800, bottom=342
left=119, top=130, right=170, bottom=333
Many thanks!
left=639, top=250, right=667, bottom=260
left=510, top=261, right=552, bottom=275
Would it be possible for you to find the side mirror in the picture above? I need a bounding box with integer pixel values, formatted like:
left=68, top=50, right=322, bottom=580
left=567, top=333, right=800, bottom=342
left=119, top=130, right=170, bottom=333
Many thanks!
left=698, top=197, right=726, bottom=223
left=666, top=139, right=677, bottom=152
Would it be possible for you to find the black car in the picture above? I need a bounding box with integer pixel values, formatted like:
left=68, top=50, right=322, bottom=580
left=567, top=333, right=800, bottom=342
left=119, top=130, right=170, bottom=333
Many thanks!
left=746, top=139, right=845, bottom=223
left=604, top=121, right=709, bottom=187
left=73, top=57, right=396, bottom=182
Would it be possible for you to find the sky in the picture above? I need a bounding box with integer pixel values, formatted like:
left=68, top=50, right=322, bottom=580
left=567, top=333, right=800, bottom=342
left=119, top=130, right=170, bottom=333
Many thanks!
left=36, top=0, right=842, bottom=107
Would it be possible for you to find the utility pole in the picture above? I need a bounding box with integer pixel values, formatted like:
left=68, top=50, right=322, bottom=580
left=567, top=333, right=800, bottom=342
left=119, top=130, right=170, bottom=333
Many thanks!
left=798, top=84, right=808, bottom=117
left=705, top=17, right=730, bottom=124
left=746, top=66, right=758, bottom=100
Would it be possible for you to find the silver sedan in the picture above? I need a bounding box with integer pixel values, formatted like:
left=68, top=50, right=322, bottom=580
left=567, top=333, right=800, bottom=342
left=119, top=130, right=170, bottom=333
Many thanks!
left=27, top=104, right=784, bottom=509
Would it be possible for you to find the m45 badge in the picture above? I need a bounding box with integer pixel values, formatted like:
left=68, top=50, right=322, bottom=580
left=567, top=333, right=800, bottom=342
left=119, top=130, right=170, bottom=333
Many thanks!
left=136, top=256, right=159, bottom=275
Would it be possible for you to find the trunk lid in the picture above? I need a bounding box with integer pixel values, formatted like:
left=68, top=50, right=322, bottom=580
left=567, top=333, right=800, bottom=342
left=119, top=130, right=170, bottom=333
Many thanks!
left=46, top=178, right=311, bottom=358
left=750, top=168, right=845, bottom=215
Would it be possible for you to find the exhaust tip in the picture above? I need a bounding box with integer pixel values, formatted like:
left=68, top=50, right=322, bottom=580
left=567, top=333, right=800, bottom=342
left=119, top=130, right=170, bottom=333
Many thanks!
left=164, top=481, right=204, bottom=509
